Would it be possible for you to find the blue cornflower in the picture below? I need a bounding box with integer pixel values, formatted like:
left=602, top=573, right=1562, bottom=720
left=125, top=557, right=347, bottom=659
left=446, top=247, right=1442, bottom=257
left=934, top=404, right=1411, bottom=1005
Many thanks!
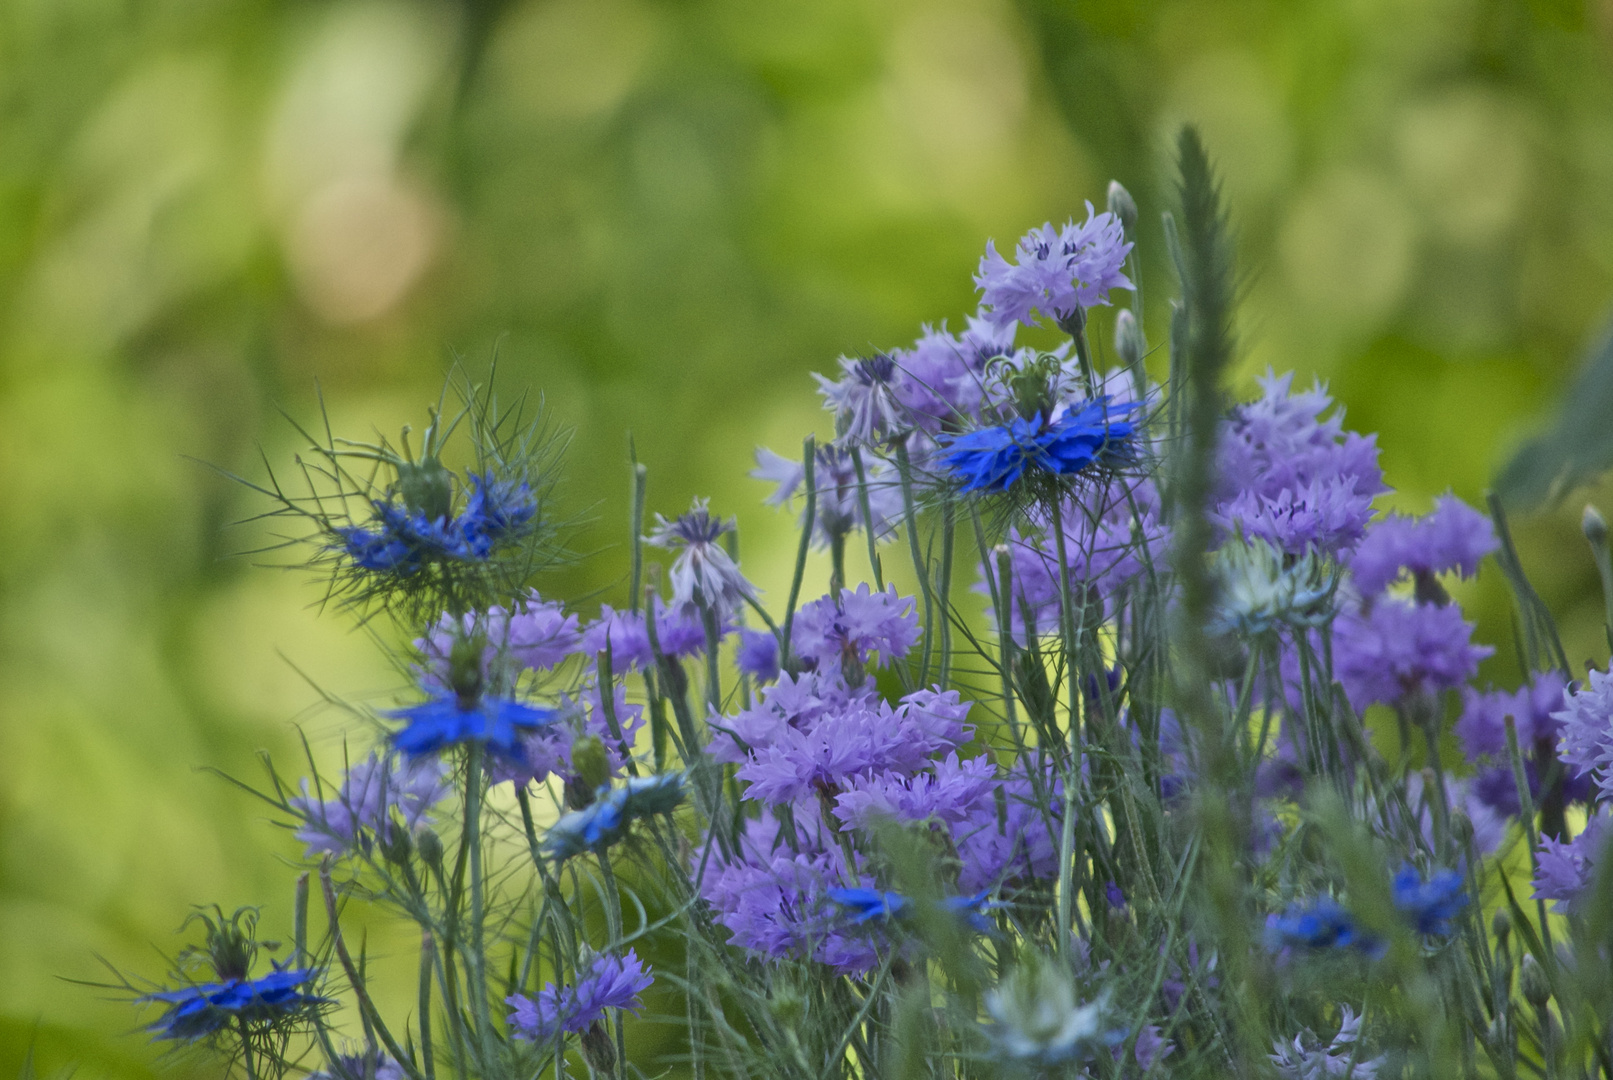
left=389, top=693, right=557, bottom=759
left=827, top=887, right=994, bottom=930
left=1265, top=898, right=1377, bottom=953
left=545, top=774, right=686, bottom=860
left=139, top=966, right=325, bottom=1041
left=1391, top=865, right=1468, bottom=935
left=940, top=398, right=1135, bottom=493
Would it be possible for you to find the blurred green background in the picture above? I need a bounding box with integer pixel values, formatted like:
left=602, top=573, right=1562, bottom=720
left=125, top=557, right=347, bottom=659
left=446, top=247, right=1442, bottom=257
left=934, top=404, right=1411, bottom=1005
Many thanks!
left=5, top=0, right=1613, bottom=1073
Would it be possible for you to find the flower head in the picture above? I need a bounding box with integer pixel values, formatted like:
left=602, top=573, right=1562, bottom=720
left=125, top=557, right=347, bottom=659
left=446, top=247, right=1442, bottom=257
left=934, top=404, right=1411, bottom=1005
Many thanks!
left=544, top=773, right=686, bottom=860
left=389, top=692, right=557, bottom=760
left=752, top=443, right=901, bottom=548
left=1349, top=495, right=1496, bottom=595
left=648, top=498, right=757, bottom=618
left=984, top=957, right=1119, bottom=1063
left=1535, top=810, right=1612, bottom=911
left=976, top=207, right=1133, bottom=329
left=816, top=353, right=907, bottom=444
left=507, top=949, right=654, bottom=1043
left=1209, top=538, right=1337, bottom=637
left=141, top=967, right=326, bottom=1042
left=1269, top=1006, right=1384, bottom=1080
left=940, top=398, right=1135, bottom=494
left=1391, top=865, right=1467, bottom=936
left=1265, top=898, right=1374, bottom=953
left=336, top=469, right=536, bottom=575
left=791, top=584, right=922, bottom=679
left=1556, top=665, right=1613, bottom=800
left=290, top=753, right=449, bottom=859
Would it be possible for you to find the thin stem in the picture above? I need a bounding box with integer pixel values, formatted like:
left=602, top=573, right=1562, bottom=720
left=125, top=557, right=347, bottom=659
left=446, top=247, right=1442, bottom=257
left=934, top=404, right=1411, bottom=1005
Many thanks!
left=894, top=441, right=934, bottom=685
left=781, top=436, right=817, bottom=669
left=463, top=745, right=494, bottom=1060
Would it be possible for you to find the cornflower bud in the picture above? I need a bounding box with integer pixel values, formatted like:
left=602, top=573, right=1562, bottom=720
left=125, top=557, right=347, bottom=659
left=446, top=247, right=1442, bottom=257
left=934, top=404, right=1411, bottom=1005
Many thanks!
left=415, top=826, right=444, bottom=870
left=1114, top=309, right=1145, bottom=370
left=1520, top=955, right=1551, bottom=1007
left=1106, top=180, right=1138, bottom=235
left=571, top=735, right=611, bottom=791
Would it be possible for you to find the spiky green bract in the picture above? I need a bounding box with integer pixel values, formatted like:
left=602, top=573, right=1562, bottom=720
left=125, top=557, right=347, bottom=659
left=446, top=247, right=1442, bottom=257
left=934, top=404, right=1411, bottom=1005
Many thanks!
left=234, top=364, right=572, bottom=628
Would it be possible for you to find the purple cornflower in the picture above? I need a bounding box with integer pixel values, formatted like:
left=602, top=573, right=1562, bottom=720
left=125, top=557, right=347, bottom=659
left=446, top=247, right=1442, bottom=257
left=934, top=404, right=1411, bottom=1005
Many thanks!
left=832, top=752, right=996, bottom=830
left=140, top=966, right=325, bottom=1042
left=939, top=398, right=1136, bottom=494
left=581, top=600, right=715, bottom=673
left=1214, top=372, right=1386, bottom=556
left=506, top=950, right=653, bottom=1043
left=1456, top=672, right=1570, bottom=762
left=1534, top=810, right=1611, bottom=910
left=752, top=443, right=901, bottom=548
left=1555, top=665, right=1613, bottom=800
left=506, top=594, right=584, bottom=670
left=1391, top=865, right=1467, bottom=936
left=417, top=593, right=584, bottom=691
left=816, top=353, right=907, bottom=444
left=736, top=628, right=780, bottom=683
left=1331, top=598, right=1491, bottom=710
left=708, top=671, right=871, bottom=764
left=648, top=498, right=757, bottom=618
left=791, top=584, right=922, bottom=679
left=388, top=692, right=557, bottom=760
left=976, top=207, right=1133, bottom=329
left=1349, top=495, right=1497, bottom=595
left=290, top=753, right=449, bottom=858
left=891, top=316, right=1016, bottom=430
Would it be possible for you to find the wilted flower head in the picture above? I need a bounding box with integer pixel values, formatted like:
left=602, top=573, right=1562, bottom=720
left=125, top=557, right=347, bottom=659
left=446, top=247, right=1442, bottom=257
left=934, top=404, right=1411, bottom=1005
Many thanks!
left=648, top=498, right=757, bottom=618
left=984, top=956, right=1118, bottom=1063
left=1209, top=537, right=1337, bottom=637
left=507, top=949, right=654, bottom=1043
left=976, top=206, right=1133, bottom=329
left=289, top=752, right=449, bottom=859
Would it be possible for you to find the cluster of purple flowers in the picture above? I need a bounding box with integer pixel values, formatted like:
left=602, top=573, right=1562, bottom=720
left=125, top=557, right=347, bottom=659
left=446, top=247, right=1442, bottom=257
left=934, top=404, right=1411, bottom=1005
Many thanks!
left=289, top=752, right=450, bottom=859
left=700, top=583, right=1058, bottom=971
left=507, top=950, right=653, bottom=1043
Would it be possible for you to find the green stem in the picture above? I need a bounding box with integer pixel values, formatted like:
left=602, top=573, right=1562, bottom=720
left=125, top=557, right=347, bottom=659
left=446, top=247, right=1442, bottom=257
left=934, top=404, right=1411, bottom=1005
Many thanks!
left=780, top=436, right=817, bottom=669
left=894, top=441, right=934, bottom=685
left=463, top=745, right=493, bottom=1060
left=851, top=446, right=884, bottom=590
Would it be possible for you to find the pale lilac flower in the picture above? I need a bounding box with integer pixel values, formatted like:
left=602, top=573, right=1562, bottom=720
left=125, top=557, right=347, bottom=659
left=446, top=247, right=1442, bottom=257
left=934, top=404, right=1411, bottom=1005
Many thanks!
left=506, top=594, right=584, bottom=671
left=816, top=353, right=907, bottom=444
left=736, top=629, right=780, bottom=683
left=506, top=950, right=653, bottom=1042
left=648, top=498, right=757, bottom=618
left=1455, top=672, right=1570, bottom=762
left=752, top=443, right=901, bottom=549
left=1269, top=1006, right=1383, bottom=1079
left=290, top=753, right=449, bottom=858
left=1534, top=809, right=1611, bottom=910
left=892, top=316, right=1016, bottom=430
left=832, top=752, right=998, bottom=829
left=976, top=206, right=1133, bottom=328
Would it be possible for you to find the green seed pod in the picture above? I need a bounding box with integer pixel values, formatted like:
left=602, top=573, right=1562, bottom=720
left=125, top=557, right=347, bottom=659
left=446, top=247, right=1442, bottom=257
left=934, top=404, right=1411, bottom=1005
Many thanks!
left=415, top=826, right=444, bottom=870
left=571, top=735, right=611, bottom=792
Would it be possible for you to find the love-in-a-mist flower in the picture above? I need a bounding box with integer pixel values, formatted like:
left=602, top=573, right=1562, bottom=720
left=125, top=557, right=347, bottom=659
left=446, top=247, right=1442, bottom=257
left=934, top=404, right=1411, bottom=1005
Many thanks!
left=389, top=692, right=557, bottom=759
left=1208, top=537, right=1337, bottom=637
left=337, top=468, right=536, bottom=575
left=940, top=398, right=1136, bottom=494
left=1265, top=898, right=1373, bottom=953
left=976, top=207, right=1133, bottom=329
left=827, top=887, right=993, bottom=930
left=984, top=957, right=1120, bottom=1063
left=1391, top=865, right=1467, bottom=935
left=507, top=950, right=654, bottom=1043
left=137, top=908, right=327, bottom=1042
left=648, top=498, right=757, bottom=618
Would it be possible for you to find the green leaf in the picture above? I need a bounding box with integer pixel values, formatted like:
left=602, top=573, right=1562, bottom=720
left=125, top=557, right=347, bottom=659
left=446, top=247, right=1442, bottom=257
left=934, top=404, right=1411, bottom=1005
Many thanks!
left=1495, top=321, right=1613, bottom=510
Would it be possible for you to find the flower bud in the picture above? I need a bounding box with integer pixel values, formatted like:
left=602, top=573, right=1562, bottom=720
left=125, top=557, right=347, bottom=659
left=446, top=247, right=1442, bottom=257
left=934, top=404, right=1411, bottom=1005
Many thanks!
left=379, top=820, right=414, bottom=866
left=1585, top=504, right=1608, bottom=547
left=1520, top=954, right=1551, bottom=1007
left=1491, top=908, right=1510, bottom=940
left=571, top=735, right=611, bottom=792
left=581, top=1021, right=616, bottom=1074
left=1106, top=180, right=1138, bottom=235
left=1113, top=309, right=1145, bottom=370
left=415, top=826, right=444, bottom=870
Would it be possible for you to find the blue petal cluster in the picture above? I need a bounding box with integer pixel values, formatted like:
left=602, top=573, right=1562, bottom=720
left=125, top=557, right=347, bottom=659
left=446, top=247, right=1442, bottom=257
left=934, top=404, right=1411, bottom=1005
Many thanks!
left=1391, top=866, right=1468, bottom=935
left=940, top=399, right=1135, bottom=493
left=1265, top=899, right=1373, bottom=952
left=389, top=693, right=557, bottom=759
left=827, top=887, right=992, bottom=930
left=140, top=967, right=323, bottom=1041
left=545, top=774, right=686, bottom=860
left=339, top=472, right=536, bottom=573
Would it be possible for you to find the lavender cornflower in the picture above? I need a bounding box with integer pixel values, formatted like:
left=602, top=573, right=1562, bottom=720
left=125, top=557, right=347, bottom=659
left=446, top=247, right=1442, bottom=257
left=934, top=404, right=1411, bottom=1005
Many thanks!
left=976, top=206, right=1133, bottom=329
left=939, top=397, right=1136, bottom=494
left=1534, top=810, right=1611, bottom=910
left=647, top=498, right=757, bottom=618
left=736, top=628, right=780, bottom=683
left=311, top=1050, right=405, bottom=1080
left=1455, top=672, right=1570, bottom=762
left=506, top=950, right=653, bottom=1043
left=752, top=443, right=901, bottom=548
left=417, top=593, right=584, bottom=692
left=389, top=692, right=557, bottom=760
left=1390, top=865, right=1467, bottom=936
left=1555, top=665, right=1613, bottom=799
left=1269, top=1006, right=1384, bottom=1080
left=289, top=753, right=449, bottom=858
left=892, top=316, right=1017, bottom=430
left=1349, top=495, right=1497, bottom=595
left=816, top=353, right=907, bottom=444
left=791, top=584, right=922, bottom=679
left=1331, top=598, right=1491, bottom=710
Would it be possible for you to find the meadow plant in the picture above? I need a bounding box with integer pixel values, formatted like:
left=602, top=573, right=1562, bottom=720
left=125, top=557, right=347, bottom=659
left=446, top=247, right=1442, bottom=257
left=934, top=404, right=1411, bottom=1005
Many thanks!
left=105, top=129, right=1613, bottom=1079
